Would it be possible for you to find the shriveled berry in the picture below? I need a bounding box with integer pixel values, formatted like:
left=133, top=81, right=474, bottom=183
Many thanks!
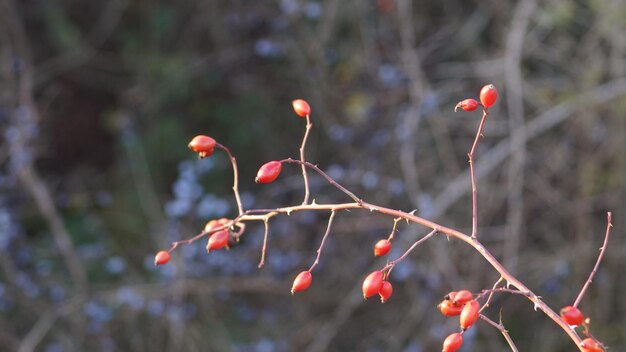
left=379, top=281, right=393, bottom=303
left=291, top=271, right=312, bottom=295
left=560, top=306, right=585, bottom=326
left=460, top=300, right=480, bottom=330
left=207, top=230, right=229, bottom=252
left=452, top=290, right=473, bottom=306
left=454, top=98, right=479, bottom=112
left=442, top=332, right=463, bottom=352
left=188, top=135, right=216, bottom=158
left=374, top=239, right=392, bottom=257
left=362, top=270, right=384, bottom=299
left=255, top=161, right=282, bottom=184
left=581, top=338, right=604, bottom=352
left=154, top=251, right=170, bottom=266
left=292, top=99, right=311, bottom=117
left=479, top=84, right=498, bottom=108
left=438, top=300, right=464, bottom=317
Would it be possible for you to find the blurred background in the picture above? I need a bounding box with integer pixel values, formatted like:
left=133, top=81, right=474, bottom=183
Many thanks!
left=1, top=0, right=625, bottom=351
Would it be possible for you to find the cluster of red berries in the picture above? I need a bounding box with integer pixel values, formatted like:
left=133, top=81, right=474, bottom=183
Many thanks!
left=437, top=290, right=480, bottom=351
left=559, top=305, right=604, bottom=351
left=454, top=84, right=498, bottom=112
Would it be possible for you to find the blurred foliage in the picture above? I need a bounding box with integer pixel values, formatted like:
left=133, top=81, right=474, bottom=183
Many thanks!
left=1, top=0, right=626, bottom=351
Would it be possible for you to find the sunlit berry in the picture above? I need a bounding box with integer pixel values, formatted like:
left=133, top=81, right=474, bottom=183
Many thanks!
left=374, top=239, right=392, bottom=256
left=442, top=332, right=463, bottom=352
left=379, top=281, right=393, bottom=303
left=460, top=300, right=480, bottom=330
left=452, top=290, right=473, bottom=306
left=581, top=338, right=604, bottom=352
left=362, top=270, right=384, bottom=299
left=291, top=271, right=312, bottom=295
left=560, top=306, right=585, bottom=326
left=438, top=300, right=464, bottom=317
left=188, top=135, right=216, bottom=158
left=454, top=98, right=479, bottom=112
left=292, top=99, right=311, bottom=117
left=154, top=251, right=170, bottom=266
left=255, top=161, right=282, bottom=184
left=479, top=84, right=498, bottom=108
left=207, top=230, right=229, bottom=252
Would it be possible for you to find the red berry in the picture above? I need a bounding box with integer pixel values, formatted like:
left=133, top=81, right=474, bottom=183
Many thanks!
left=581, top=338, right=604, bottom=352
left=444, top=291, right=457, bottom=302
left=454, top=98, right=479, bottom=112
left=291, top=270, right=312, bottom=295
left=188, top=135, right=216, bottom=158
left=255, top=161, right=282, bottom=184
left=204, top=218, right=230, bottom=233
left=362, top=270, right=384, bottom=299
left=292, top=99, right=311, bottom=117
left=442, top=332, right=463, bottom=352
left=479, top=84, right=498, bottom=108
left=207, top=230, right=229, bottom=252
left=378, top=281, right=393, bottom=303
left=154, top=251, right=170, bottom=266
left=374, top=239, right=392, bottom=256
left=438, top=300, right=464, bottom=317
left=452, top=290, right=473, bottom=306
left=460, top=300, right=480, bottom=330
left=560, top=306, right=585, bottom=326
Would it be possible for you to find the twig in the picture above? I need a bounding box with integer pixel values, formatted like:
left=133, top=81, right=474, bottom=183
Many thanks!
left=217, top=143, right=244, bottom=215
left=481, top=277, right=504, bottom=312
left=479, top=313, right=519, bottom=352
left=258, top=219, right=270, bottom=268
left=308, top=211, right=337, bottom=272
left=300, top=115, right=313, bottom=204
left=388, top=217, right=402, bottom=241
left=383, top=229, right=437, bottom=273
left=468, top=108, right=489, bottom=239
left=573, top=212, right=613, bottom=308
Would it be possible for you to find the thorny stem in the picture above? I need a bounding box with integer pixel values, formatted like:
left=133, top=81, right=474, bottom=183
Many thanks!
left=468, top=108, right=489, bottom=239
left=573, top=212, right=613, bottom=308
left=388, top=217, right=402, bottom=241
left=480, top=277, right=505, bottom=312
left=258, top=219, right=270, bottom=268
left=383, top=229, right=438, bottom=273
left=300, top=115, right=312, bottom=205
left=217, top=143, right=244, bottom=215
left=308, top=211, right=336, bottom=272
left=281, top=158, right=362, bottom=204
left=479, top=313, right=519, bottom=352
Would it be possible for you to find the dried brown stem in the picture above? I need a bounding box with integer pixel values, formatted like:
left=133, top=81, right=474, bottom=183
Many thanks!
left=479, top=313, right=519, bottom=352
left=308, top=211, right=336, bottom=272
left=468, top=108, right=489, bottom=239
left=573, top=212, right=613, bottom=308
left=217, top=143, right=244, bottom=215
left=258, top=219, right=270, bottom=268
left=300, top=115, right=313, bottom=204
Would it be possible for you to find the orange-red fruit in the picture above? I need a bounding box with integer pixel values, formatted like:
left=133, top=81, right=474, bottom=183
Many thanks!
left=460, top=300, right=480, bottom=330
left=479, top=84, right=498, bottom=108
left=188, top=135, right=216, bottom=158
left=292, top=99, right=311, bottom=117
left=442, top=332, right=463, bottom=352
left=379, top=281, right=393, bottom=303
left=454, top=98, right=479, bottom=112
left=204, top=218, right=230, bottom=233
left=207, top=230, right=229, bottom=252
left=452, top=290, right=473, bottom=306
left=154, top=251, right=170, bottom=266
left=560, top=305, right=585, bottom=326
left=255, top=161, right=282, bottom=184
left=374, top=239, right=392, bottom=256
left=581, top=338, right=604, bottom=352
left=362, top=270, right=384, bottom=299
left=438, top=300, right=464, bottom=317
left=291, top=271, right=312, bottom=295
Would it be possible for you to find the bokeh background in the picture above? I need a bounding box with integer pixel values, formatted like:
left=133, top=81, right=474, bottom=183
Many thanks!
left=1, top=0, right=625, bottom=351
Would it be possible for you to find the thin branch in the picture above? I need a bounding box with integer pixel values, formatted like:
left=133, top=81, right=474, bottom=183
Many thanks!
left=217, top=143, right=244, bottom=215
left=308, top=211, right=337, bottom=272
left=383, top=229, right=437, bottom=273
left=573, top=211, right=613, bottom=308
left=300, top=115, right=313, bottom=204
left=468, top=108, right=489, bottom=239
left=388, top=217, right=402, bottom=241
left=481, top=276, right=504, bottom=312
left=258, top=219, right=270, bottom=268
left=479, top=313, right=519, bottom=352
